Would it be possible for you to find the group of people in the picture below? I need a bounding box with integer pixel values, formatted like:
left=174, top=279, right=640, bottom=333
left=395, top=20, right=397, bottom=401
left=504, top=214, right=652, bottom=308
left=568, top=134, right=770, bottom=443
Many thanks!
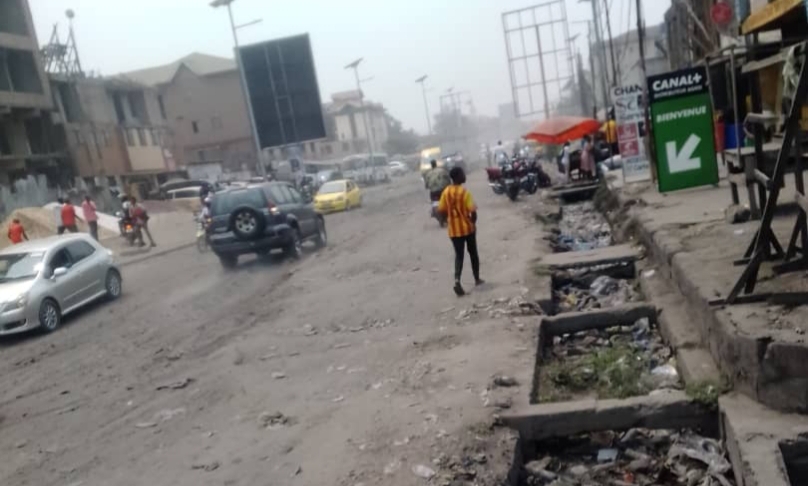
left=6, top=193, right=155, bottom=248
left=424, top=159, right=483, bottom=297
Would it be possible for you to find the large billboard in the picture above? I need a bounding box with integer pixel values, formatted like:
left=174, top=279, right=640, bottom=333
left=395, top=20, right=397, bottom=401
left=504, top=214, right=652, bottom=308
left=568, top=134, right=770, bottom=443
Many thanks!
left=239, top=34, right=326, bottom=149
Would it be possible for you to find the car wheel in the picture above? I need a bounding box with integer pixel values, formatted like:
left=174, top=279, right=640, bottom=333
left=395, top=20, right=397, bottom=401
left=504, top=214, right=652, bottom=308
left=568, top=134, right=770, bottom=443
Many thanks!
left=39, top=299, right=61, bottom=333
left=229, top=206, right=265, bottom=240
left=315, top=218, right=327, bottom=248
left=285, top=228, right=303, bottom=259
left=105, top=269, right=123, bottom=299
left=219, top=254, right=238, bottom=270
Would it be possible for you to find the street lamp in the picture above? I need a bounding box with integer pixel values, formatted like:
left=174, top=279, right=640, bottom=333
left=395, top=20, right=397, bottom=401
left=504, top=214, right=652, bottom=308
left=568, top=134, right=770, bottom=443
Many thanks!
left=344, top=58, right=376, bottom=162
left=415, top=75, right=432, bottom=135
left=210, top=0, right=265, bottom=176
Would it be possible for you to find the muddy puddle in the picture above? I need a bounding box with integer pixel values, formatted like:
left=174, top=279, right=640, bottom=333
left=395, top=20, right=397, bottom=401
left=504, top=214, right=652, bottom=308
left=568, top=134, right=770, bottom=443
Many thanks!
left=519, top=428, right=735, bottom=486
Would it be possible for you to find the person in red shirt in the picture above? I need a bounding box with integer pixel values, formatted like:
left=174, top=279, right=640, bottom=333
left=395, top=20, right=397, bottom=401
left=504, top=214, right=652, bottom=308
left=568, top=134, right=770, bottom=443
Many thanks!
left=8, top=219, right=28, bottom=244
left=60, top=199, right=78, bottom=234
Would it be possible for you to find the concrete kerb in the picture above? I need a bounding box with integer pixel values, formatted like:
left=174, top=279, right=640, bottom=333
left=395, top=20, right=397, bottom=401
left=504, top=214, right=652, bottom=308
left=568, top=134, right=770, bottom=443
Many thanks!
left=117, top=242, right=195, bottom=268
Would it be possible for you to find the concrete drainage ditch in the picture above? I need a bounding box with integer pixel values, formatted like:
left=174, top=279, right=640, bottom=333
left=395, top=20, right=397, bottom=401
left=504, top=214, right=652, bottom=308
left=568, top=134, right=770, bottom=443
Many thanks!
left=500, top=193, right=738, bottom=486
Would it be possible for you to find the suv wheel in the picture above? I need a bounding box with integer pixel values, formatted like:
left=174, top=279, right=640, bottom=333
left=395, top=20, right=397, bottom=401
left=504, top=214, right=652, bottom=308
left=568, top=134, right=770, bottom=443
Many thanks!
left=219, top=254, right=238, bottom=270
left=285, top=228, right=303, bottom=259
left=230, top=206, right=265, bottom=240
left=315, top=218, right=327, bottom=248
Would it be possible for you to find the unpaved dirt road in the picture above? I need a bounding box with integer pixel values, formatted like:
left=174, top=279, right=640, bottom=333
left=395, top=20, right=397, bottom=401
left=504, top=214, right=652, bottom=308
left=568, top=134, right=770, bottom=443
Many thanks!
left=0, top=174, right=545, bottom=486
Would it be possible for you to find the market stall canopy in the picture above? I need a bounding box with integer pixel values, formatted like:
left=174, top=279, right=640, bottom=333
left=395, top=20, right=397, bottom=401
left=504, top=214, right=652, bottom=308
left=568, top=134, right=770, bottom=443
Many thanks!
left=523, top=116, right=601, bottom=145
left=742, top=0, right=806, bottom=34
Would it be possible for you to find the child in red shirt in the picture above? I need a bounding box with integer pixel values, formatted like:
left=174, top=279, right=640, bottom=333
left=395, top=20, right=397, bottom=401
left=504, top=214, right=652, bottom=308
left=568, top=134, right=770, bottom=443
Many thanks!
left=8, top=219, right=28, bottom=244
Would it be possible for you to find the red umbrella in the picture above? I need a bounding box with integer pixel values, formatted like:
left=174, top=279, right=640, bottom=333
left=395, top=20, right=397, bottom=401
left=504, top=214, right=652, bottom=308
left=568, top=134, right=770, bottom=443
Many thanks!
left=523, top=116, right=602, bottom=145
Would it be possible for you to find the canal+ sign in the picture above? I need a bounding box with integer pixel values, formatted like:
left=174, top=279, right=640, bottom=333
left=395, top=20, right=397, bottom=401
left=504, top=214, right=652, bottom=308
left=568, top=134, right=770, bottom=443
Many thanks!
left=647, top=66, right=708, bottom=103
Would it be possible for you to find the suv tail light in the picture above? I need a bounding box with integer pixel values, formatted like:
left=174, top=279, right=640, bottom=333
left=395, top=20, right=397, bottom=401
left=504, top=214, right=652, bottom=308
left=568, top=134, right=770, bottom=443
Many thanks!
left=268, top=200, right=281, bottom=216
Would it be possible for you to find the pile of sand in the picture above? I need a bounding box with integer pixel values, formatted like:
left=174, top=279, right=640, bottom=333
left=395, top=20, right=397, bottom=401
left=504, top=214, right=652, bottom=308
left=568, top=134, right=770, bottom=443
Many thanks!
left=0, top=207, right=116, bottom=251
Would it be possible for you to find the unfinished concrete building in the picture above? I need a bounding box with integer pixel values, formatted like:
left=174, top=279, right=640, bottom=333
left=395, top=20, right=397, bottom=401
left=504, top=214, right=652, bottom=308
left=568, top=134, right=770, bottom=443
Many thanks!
left=0, top=0, right=70, bottom=186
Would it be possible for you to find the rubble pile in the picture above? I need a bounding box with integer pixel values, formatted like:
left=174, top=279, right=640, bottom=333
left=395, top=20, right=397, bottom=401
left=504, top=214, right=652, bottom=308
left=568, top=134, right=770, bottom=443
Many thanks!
left=539, top=318, right=679, bottom=402
left=555, top=274, right=640, bottom=313
left=549, top=202, right=612, bottom=253
left=522, top=429, right=735, bottom=486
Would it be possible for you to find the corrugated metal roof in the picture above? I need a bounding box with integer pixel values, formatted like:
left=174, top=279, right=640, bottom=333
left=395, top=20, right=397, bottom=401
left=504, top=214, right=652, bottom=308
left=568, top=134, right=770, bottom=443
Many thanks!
left=115, top=52, right=236, bottom=86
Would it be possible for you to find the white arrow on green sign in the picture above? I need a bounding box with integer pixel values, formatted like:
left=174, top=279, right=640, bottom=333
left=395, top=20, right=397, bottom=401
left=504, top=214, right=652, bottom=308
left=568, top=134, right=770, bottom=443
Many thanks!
left=666, top=134, right=701, bottom=173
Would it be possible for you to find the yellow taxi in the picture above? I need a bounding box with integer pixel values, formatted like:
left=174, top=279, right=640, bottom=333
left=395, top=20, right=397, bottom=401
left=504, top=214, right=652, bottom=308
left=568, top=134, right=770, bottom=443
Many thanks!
left=314, top=179, right=362, bottom=213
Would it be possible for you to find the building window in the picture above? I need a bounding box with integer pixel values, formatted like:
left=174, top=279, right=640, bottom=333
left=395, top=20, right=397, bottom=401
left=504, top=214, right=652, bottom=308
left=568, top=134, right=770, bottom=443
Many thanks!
left=310, top=142, right=316, bottom=154
left=197, top=150, right=206, bottom=162
left=157, top=94, right=167, bottom=120
left=150, top=129, right=159, bottom=146
left=342, top=142, right=350, bottom=152
left=0, top=0, right=29, bottom=36
left=125, top=129, right=135, bottom=147
left=211, top=116, right=223, bottom=131
left=324, top=145, right=333, bottom=155
left=192, top=121, right=199, bottom=134
left=136, top=128, right=147, bottom=146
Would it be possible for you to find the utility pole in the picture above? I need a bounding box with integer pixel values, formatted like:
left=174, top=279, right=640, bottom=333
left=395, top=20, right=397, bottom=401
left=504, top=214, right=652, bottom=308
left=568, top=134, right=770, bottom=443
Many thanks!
left=587, top=23, right=599, bottom=118
left=210, top=0, right=265, bottom=176
left=602, top=0, right=620, bottom=86
left=635, top=0, right=657, bottom=182
left=345, top=58, right=376, bottom=164
left=415, top=75, right=432, bottom=135
left=583, top=0, right=611, bottom=109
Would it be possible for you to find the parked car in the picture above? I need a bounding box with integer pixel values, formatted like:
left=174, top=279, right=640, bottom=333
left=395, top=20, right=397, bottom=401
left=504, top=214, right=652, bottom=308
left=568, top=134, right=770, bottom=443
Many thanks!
left=207, top=182, right=327, bottom=269
left=314, top=180, right=362, bottom=213
left=388, top=161, right=408, bottom=176
left=166, top=187, right=202, bottom=200
left=0, top=234, right=122, bottom=336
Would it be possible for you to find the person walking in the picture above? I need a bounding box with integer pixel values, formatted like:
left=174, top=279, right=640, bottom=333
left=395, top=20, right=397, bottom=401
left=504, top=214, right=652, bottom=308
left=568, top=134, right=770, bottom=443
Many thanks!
left=60, top=198, right=79, bottom=233
left=7, top=218, right=28, bottom=244
left=438, top=167, right=483, bottom=296
left=129, top=197, right=156, bottom=247
left=580, top=135, right=595, bottom=180
left=424, top=159, right=451, bottom=201
left=54, top=197, right=65, bottom=234
left=82, top=195, right=99, bottom=241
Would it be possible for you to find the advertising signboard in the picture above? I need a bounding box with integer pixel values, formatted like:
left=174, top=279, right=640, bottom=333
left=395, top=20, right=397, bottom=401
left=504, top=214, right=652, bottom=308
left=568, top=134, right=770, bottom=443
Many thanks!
left=647, top=66, right=719, bottom=192
left=611, top=84, right=650, bottom=182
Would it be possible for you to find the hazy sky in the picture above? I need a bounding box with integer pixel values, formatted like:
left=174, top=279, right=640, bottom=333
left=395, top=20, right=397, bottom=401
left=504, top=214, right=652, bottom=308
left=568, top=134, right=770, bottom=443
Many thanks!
left=30, top=0, right=670, bottom=134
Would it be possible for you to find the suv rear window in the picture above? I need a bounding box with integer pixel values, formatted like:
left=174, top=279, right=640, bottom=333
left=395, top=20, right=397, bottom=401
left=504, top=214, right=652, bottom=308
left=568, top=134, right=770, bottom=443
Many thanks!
left=211, top=188, right=266, bottom=216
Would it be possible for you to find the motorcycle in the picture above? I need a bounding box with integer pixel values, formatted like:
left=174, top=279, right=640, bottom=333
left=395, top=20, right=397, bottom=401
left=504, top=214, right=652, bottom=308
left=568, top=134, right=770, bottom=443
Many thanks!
left=430, top=191, right=447, bottom=228
left=116, top=211, right=138, bottom=246
left=485, top=166, right=506, bottom=195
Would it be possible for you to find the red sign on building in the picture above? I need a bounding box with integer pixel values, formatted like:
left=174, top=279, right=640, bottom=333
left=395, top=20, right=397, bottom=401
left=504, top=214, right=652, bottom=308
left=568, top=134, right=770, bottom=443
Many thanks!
left=710, top=1, right=733, bottom=27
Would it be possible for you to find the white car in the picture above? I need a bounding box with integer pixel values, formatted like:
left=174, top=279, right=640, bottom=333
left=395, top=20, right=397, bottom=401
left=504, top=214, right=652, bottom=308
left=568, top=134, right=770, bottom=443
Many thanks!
left=388, top=161, right=408, bottom=176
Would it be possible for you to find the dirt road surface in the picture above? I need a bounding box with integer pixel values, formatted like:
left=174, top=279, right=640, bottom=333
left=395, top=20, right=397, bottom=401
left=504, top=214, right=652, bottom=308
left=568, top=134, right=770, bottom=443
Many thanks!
left=0, top=174, right=545, bottom=486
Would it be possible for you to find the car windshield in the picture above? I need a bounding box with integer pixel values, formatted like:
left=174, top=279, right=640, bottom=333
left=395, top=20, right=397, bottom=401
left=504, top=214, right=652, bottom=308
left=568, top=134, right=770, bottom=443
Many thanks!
left=0, top=252, right=44, bottom=283
left=211, top=188, right=265, bottom=216
left=319, top=182, right=346, bottom=194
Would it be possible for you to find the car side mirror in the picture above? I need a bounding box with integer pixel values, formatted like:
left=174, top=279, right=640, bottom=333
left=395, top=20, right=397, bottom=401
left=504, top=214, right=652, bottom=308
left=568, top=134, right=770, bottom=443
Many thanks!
left=52, top=267, right=68, bottom=279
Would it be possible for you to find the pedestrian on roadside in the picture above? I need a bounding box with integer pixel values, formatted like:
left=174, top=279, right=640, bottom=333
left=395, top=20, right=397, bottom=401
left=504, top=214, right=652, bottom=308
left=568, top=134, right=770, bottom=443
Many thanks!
left=54, top=197, right=65, bottom=234
left=129, top=197, right=156, bottom=248
left=60, top=198, right=78, bottom=233
left=7, top=218, right=28, bottom=244
left=82, top=195, right=99, bottom=241
left=438, top=167, right=484, bottom=297
left=580, top=135, right=595, bottom=180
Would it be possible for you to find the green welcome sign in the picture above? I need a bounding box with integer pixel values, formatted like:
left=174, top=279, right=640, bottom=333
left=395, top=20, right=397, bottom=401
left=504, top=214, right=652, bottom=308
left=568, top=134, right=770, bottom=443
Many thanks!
left=647, top=66, right=719, bottom=192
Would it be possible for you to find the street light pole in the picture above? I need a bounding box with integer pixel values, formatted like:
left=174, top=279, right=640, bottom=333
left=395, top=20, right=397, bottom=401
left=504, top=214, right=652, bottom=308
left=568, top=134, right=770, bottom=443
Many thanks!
left=210, top=0, right=265, bottom=176
left=415, top=75, right=432, bottom=135
left=345, top=58, right=376, bottom=163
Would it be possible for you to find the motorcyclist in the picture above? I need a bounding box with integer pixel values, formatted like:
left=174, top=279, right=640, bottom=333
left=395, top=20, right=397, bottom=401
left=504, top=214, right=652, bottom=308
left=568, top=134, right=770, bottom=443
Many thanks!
left=424, top=159, right=451, bottom=202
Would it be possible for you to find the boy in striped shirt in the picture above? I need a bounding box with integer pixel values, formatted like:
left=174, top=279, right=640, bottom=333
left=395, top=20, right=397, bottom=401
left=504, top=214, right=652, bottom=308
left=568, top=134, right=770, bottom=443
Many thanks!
left=438, top=167, right=483, bottom=296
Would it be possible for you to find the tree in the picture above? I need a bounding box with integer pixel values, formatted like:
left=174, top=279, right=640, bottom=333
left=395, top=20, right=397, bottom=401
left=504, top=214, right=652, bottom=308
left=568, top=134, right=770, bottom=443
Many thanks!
left=383, top=114, right=419, bottom=155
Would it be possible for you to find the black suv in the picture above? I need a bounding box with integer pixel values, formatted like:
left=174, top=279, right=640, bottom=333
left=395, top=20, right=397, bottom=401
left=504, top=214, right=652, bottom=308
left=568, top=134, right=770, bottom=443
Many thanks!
left=208, top=182, right=327, bottom=268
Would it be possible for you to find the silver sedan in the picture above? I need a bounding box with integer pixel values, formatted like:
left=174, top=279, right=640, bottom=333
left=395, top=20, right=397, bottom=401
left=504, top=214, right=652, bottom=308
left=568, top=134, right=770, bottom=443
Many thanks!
left=0, top=234, right=122, bottom=336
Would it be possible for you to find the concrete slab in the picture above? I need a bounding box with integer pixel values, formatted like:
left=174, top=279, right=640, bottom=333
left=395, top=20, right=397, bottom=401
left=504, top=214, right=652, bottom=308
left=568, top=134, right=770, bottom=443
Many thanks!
left=540, top=303, right=657, bottom=337
left=537, top=243, right=642, bottom=270
left=720, top=393, right=808, bottom=486
left=502, top=390, right=714, bottom=441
